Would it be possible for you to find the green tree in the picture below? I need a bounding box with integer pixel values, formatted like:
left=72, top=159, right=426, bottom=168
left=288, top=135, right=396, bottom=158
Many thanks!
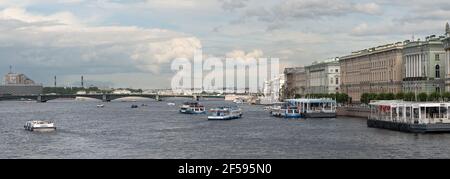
left=395, top=92, right=405, bottom=100
left=404, top=92, right=415, bottom=101
left=376, top=93, right=387, bottom=100
left=385, top=93, right=395, bottom=100
left=361, top=93, right=369, bottom=104
left=429, top=92, right=441, bottom=102
left=418, top=93, right=428, bottom=102
left=443, top=92, right=450, bottom=101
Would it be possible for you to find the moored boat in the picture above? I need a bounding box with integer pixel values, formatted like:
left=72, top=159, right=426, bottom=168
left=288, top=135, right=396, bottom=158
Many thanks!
left=270, top=102, right=302, bottom=119
left=368, top=100, right=450, bottom=133
left=208, top=106, right=242, bottom=120
left=179, top=102, right=206, bottom=114
left=286, top=98, right=337, bottom=118
left=131, top=104, right=139, bottom=108
left=24, top=121, right=56, bottom=132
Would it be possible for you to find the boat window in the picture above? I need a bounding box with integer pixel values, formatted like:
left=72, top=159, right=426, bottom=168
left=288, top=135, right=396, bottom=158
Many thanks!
left=420, top=107, right=426, bottom=120
left=413, top=108, right=419, bottom=124
left=441, top=107, right=447, bottom=118
left=405, top=107, right=411, bottom=121
left=399, top=107, right=404, bottom=120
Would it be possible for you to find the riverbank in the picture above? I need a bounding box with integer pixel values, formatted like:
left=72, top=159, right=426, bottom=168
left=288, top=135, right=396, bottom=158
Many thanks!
left=337, top=106, right=370, bottom=119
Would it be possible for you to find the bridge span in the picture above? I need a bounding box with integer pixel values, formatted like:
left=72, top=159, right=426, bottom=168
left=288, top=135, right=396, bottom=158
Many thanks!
left=0, top=94, right=224, bottom=103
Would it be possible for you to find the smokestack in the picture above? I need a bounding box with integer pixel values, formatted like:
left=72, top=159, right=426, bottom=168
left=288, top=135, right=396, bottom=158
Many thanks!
left=81, top=76, right=84, bottom=88
left=54, top=76, right=57, bottom=87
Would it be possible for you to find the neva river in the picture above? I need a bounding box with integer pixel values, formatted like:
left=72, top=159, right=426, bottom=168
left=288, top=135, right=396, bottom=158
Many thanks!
left=1, top=99, right=450, bottom=159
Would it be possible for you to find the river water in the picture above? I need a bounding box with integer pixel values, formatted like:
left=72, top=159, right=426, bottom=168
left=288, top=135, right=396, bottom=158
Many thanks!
left=1, top=99, right=450, bottom=159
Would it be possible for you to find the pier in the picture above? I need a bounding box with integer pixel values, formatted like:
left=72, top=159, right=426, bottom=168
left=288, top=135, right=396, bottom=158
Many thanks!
left=0, top=94, right=224, bottom=103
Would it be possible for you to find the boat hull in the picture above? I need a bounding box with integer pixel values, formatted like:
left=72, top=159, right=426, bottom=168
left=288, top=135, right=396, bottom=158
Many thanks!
left=271, top=113, right=303, bottom=119
left=304, top=112, right=336, bottom=118
left=367, top=119, right=450, bottom=133
left=24, top=127, right=56, bottom=132
left=208, top=114, right=242, bottom=120
left=179, top=110, right=206, bottom=114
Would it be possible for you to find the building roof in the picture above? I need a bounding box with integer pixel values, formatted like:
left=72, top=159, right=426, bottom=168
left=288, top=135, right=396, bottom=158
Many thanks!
left=340, top=42, right=405, bottom=60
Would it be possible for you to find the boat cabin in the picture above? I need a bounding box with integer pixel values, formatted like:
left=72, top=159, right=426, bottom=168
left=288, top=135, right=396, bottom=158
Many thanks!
left=369, top=100, right=450, bottom=124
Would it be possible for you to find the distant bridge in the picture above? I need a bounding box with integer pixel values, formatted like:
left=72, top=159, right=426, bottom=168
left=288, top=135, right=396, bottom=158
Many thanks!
left=0, top=94, right=225, bottom=103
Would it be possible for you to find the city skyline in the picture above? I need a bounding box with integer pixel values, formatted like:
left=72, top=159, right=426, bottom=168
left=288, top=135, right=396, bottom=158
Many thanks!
left=0, top=0, right=449, bottom=88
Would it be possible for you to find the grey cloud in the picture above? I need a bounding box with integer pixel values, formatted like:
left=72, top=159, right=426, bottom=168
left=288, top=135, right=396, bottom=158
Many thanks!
left=242, top=0, right=381, bottom=23
left=219, top=0, right=249, bottom=11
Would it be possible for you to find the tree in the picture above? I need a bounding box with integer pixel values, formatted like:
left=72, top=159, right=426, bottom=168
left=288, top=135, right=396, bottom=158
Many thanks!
left=361, top=93, right=370, bottom=104
left=336, top=93, right=349, bottom=104
left=395, top=92, right=405, bottom=100
left=443, top=92, right=450, bottom=101
left=386, top=93, right=395, bottom=100
left=429, top=92, right=441, bottom=102
left=418, top=93, right=428, bottom=102
left=376, top=93, right=387, bottom=100
left=404, top=92, right=415, bottom=101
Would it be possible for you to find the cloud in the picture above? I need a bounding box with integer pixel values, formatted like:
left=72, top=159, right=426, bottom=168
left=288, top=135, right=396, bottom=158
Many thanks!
left=225, top=49, right=264, bottom=59
left=0, top=7, right=202, bottom=75
left=242, top=0, right=381, bottom=23
left=219, top=0, right=249, bottom=11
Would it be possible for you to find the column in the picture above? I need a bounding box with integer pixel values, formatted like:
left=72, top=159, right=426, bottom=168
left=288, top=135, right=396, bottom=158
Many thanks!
left=412, top=55, right=416, bottom=77
left=417, top=54, right=420, bottom=77
left=419, top=54, right=422, bottom=77
left=406, top=56, right=410, bottom=77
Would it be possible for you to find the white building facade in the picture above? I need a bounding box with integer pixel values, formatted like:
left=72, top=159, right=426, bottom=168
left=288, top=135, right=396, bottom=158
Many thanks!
left=305, top=58, right=341, bottom=94
left=444, top=23, right=450, bottom=91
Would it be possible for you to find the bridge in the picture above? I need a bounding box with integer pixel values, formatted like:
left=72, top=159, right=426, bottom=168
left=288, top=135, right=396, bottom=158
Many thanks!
left=0, top=94, right=225, bottom=103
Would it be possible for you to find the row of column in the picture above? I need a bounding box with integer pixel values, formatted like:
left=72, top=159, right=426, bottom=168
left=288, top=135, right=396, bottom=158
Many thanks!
left=405, top=54, right=426, bottom=78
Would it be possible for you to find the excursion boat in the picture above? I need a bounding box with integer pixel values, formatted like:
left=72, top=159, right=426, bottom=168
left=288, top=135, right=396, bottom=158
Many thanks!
left=286, top=98, right=337, bottom=118
left=270, top=102, right=302, bottom=119
left=167, top=103, right=176, bottom=106
left=24, top=121, right=56, bottom=132
left=368, top=100, right=450, bottom=133
left=179, top=102, right=206, bottom=114
left=208, top=107, right=243, bottom=120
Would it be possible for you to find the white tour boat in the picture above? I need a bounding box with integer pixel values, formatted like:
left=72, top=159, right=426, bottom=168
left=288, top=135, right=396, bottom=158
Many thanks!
left=286, top=98, right=337, bottom=118
left=97, top=104, right=105, bottom=108
left=179, top=102, right=206, bottom=114
left=208, top=107, right=243, bottom=120
left=24, top=121, right=56, bottom=132
left=369, top=100, right=450, bottom=133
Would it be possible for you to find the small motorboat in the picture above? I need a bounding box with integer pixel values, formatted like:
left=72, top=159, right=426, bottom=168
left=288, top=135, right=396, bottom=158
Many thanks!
left=97, top=104, right=105, bottom=108
left=141, top=104, right=148, bottom=107
left=208, top=106, right=243, bottom=120
left=131, top=104, right=139, bottom=108
left=24, top=121, right=56, bottom=132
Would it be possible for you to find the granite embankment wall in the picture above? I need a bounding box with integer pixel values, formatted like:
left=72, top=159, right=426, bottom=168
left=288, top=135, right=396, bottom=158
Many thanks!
left=337, top=107, right=370, bottom=119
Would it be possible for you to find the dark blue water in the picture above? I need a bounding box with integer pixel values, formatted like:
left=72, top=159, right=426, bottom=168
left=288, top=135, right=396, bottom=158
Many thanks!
left=1, top=99, right=450, bottom=159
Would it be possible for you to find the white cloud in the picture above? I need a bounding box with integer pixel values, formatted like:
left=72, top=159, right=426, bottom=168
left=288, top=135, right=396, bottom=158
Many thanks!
left=0, top=7, right=202, bottom=74
left=226, top=49, right=264, bottom=59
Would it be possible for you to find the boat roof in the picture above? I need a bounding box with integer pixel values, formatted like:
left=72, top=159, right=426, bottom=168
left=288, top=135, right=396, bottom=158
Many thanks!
left=285, top=98, right=336, bottom=103
left=370, top=100, right=450, bottom=107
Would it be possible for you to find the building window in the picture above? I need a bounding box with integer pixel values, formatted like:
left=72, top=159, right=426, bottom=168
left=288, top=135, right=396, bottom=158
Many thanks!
left=436, top=65, right=441, bottom=78
left=335, top=69, right=339, bottom=73
left=336, top=78, right=339, bottom=85
left=436, top=54, right=440, bottom=61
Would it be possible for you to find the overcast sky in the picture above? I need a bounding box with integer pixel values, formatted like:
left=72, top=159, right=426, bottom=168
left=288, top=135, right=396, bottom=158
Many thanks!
left=0, top=0, right=449, bottom=89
